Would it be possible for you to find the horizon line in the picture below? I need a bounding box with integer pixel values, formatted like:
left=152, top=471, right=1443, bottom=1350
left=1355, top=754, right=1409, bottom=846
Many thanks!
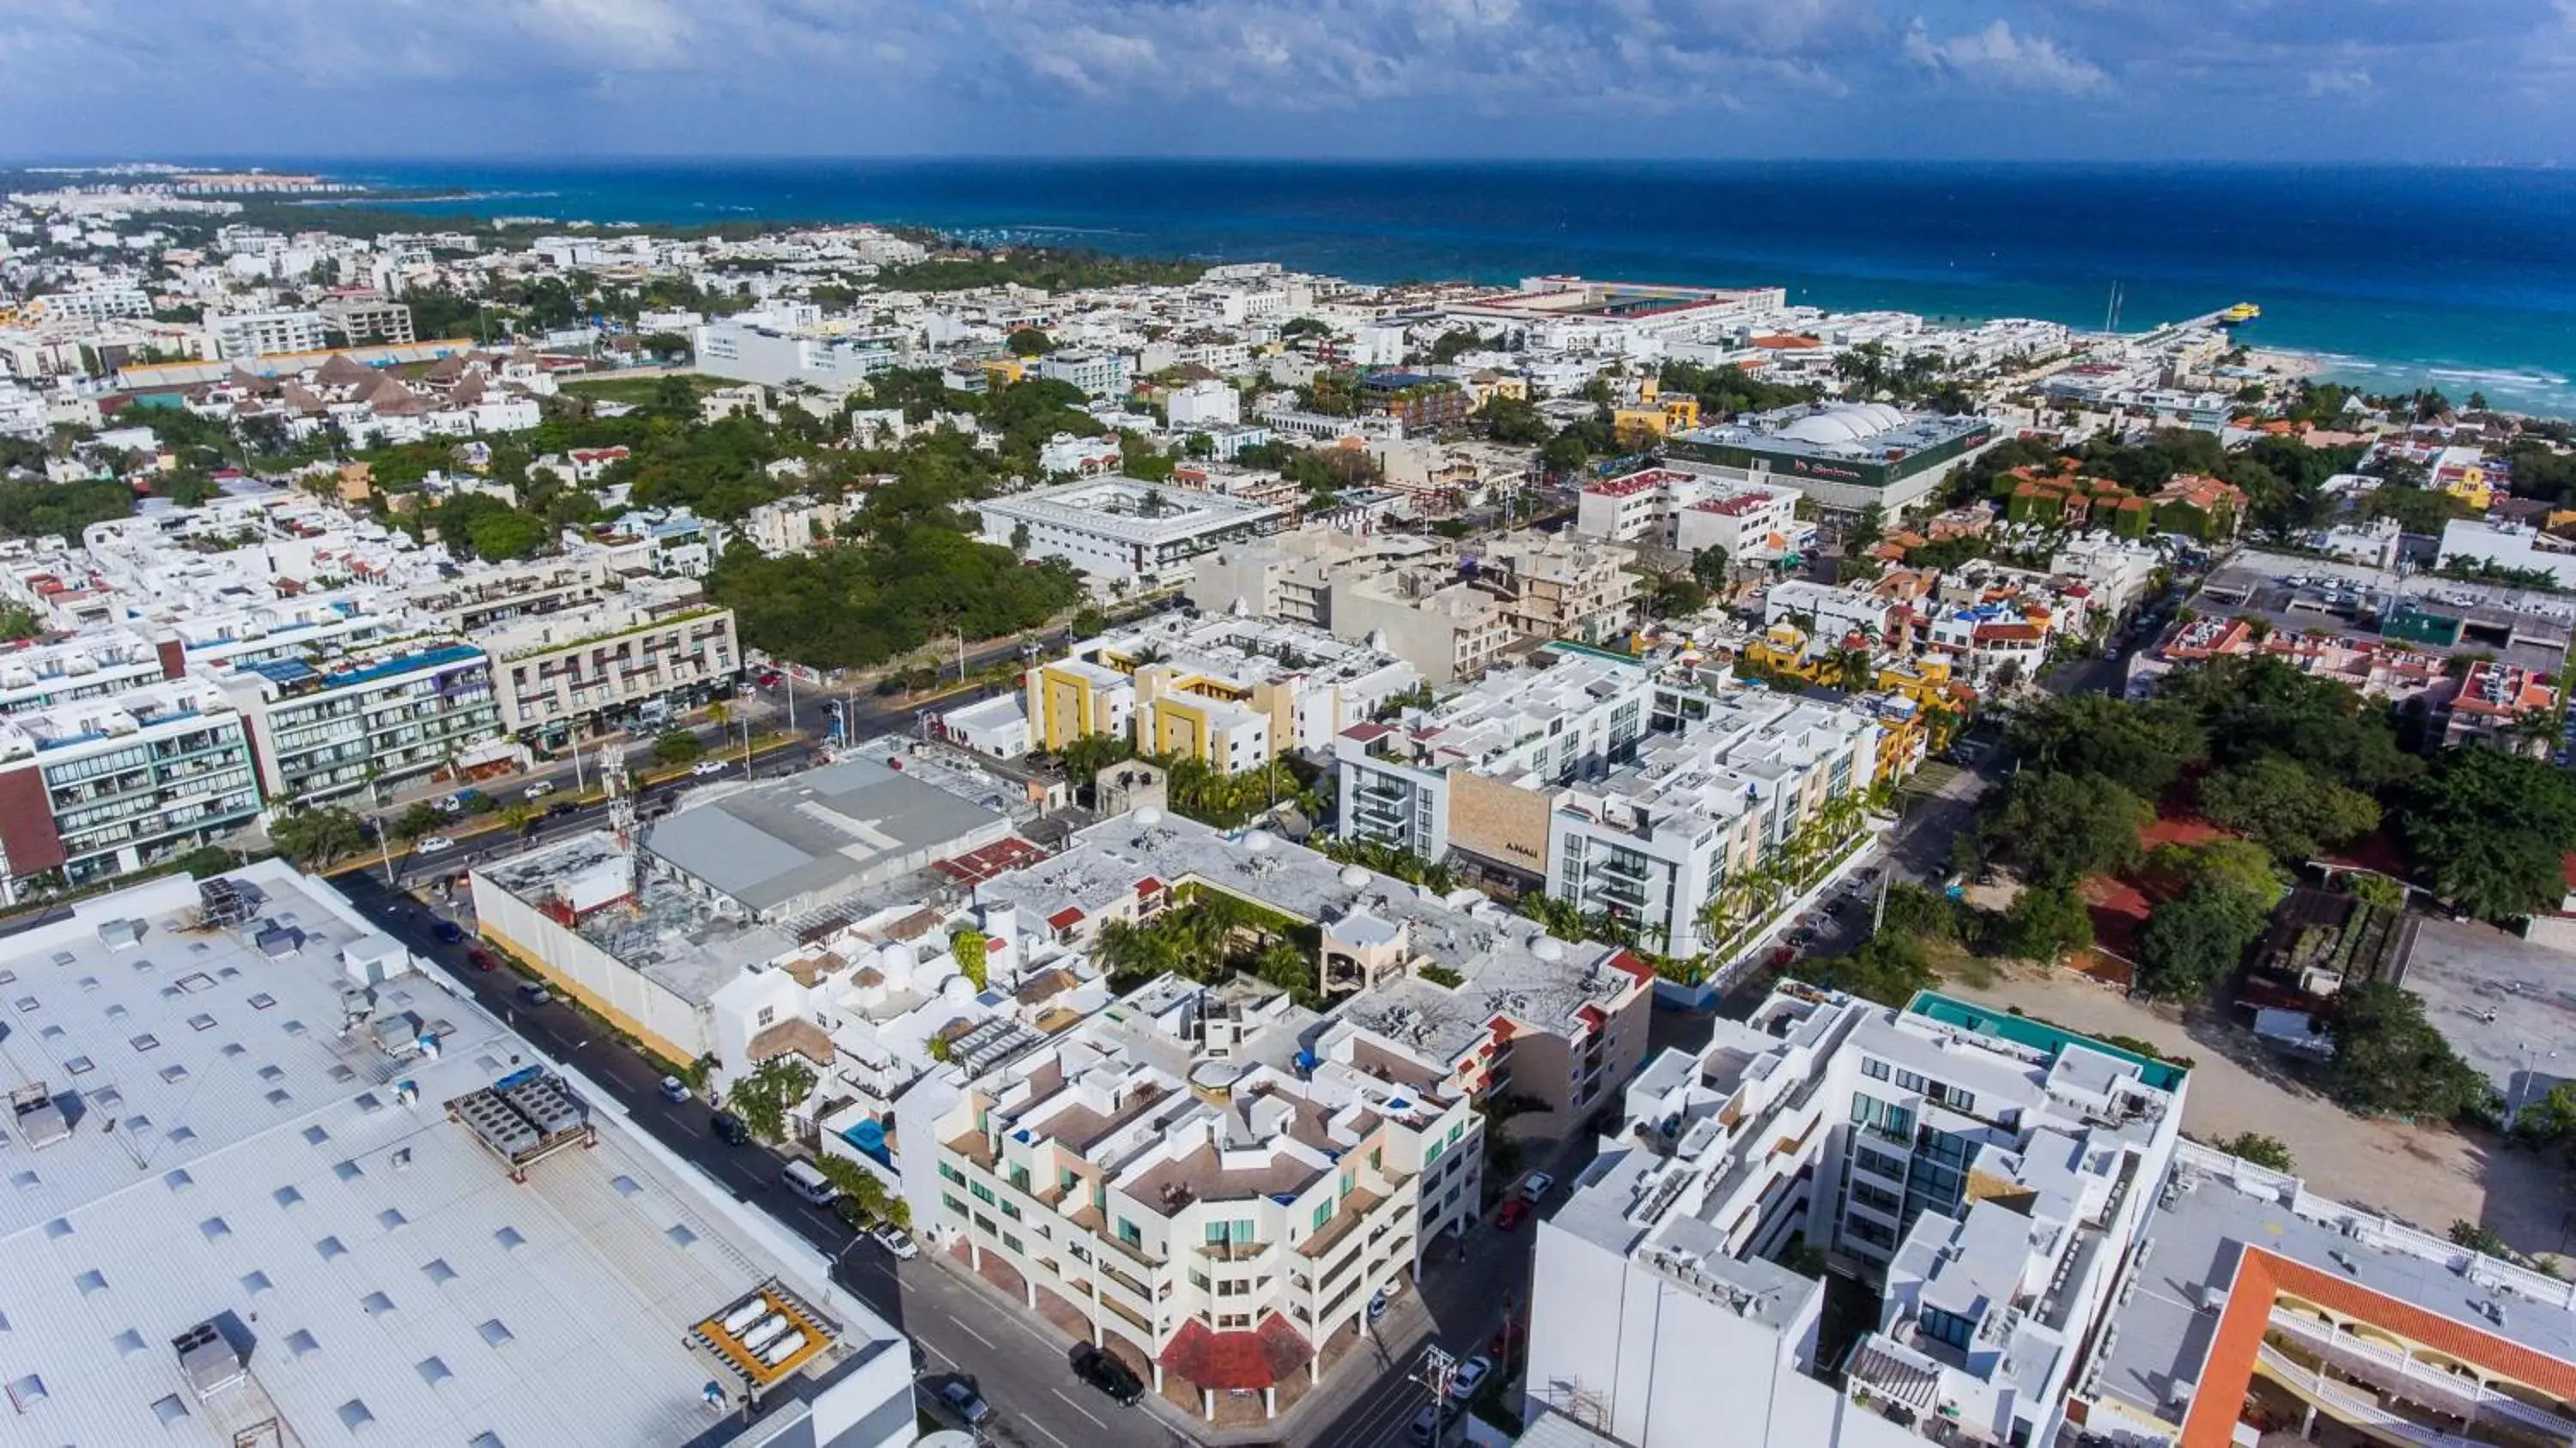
left=3, top=154, right=2564, bottom=171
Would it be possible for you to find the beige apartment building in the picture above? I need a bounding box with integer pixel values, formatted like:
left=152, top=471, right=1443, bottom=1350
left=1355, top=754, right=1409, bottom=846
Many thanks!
left=477, top=575, right=739, bottom=745
left=923, top=974, right=1479, bottom=1420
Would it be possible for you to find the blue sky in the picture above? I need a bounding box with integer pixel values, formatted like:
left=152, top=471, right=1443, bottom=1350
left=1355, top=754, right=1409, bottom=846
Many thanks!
left=3, top=0, right=2570, bottom=162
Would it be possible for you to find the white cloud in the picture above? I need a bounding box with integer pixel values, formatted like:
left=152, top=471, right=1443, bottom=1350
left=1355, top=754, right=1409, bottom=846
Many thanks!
left=520, top=0, right=694, bottom=66
left=1902, top=16, right=2110, bottom=94
left=2306, top=65, right=2373, bottom=96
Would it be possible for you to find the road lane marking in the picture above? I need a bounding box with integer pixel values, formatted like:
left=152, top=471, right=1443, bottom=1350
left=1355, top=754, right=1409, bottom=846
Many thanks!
left=1016, top=1415, right=1070, bottom=1448
left=1049, top=1390, right=1107, bottom=1428
left=945, top=1313, right=995, bottom=1348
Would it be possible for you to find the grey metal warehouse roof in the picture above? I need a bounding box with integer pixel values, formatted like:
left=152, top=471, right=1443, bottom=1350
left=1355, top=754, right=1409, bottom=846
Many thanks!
left=642, top=755, right=1010, bottom=916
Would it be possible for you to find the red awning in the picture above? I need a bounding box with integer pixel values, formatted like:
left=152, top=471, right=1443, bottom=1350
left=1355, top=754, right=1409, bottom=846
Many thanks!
left=1157, top=1314, right=1313, bottom=1391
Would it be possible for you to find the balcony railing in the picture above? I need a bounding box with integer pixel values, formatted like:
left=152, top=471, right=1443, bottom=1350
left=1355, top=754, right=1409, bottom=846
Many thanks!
left=2254, top=1342, right=2482, bottom=1448
left=2265, top=1307, right=2576, bottom=1439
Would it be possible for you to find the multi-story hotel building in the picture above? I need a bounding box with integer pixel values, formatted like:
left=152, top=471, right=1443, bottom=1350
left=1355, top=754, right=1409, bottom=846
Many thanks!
left=1525, top=984, right=2186, bottom=1448
left=212, top=637, right=501, bottom=802
left=0, top=678, right=263, bottom=901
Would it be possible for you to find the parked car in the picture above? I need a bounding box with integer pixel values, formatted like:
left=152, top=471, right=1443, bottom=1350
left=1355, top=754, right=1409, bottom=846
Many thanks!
left=514, top=983, right=550, bottom=1007
left=546, top=800, right=578, bottom=818
left=872, top=1226, right=919, bottom=1260
left=434, top=794, right=464, bottom=813
left=1070, top=1343, right=1145, bottom=1407
left=1449, top=1354, right=1493, bottom=1401
left=433, top=920, right=464, bottom=945
left=466, top=946, right=495, bottom=971
left=1518, top=1172, right=1555, bottom=1202
left=690, top=758, right=727, bottom=776
left=659, top=1076, right=690, bottom=1104
left=1406, top=1400, right=1461, bottom=1445
left=939, top=1382, right=993, bottom=1427
left=523, top=780, right=556, bottom=800
left=710, top=1111, right=751, bottom=1147
left=414, top=836, right=456, bottom=855
left=1495, top=1198, right=1531, bottom=1232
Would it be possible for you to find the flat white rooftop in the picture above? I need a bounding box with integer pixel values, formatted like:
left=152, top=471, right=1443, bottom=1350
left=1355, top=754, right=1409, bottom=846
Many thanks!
left=0, top=861, right=904, bottom=1447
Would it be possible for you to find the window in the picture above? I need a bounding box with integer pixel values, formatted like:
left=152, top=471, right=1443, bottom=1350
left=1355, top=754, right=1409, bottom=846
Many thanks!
left=1850, top=1181, right=1902, bottom=1215
left=756, top=1006, right=775, bottom=1027
left=969, top=1183, right=995, bottom=1205
left=938, top=1161, right=964, bottom=1185
left=1312, top=1201, right=1332, bottom=1232
left=1855, top=1146, right=1909, bottom=1181
left=1007, top=1165, right=1030, bottom=1192
left=1893, top=1069, right=1927, bottom=1094
left=942, top=1194, right=968, bottom=1219
left=1117, top=1219, right=1141, bottom=1248
left=1919, top=1305, right=1978, bottom=1351
left=1861, top=1058, right=1891, bottom=1082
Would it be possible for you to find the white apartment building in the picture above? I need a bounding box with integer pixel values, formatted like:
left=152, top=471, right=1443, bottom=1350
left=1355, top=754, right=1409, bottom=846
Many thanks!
left=1548, top=692, right=1880, bottom=955
left=965, top=807, right=1658, bottom=1146
left=0, top=626, right=180, bottom=715
left=210, top=308, right=329, bottom=358
left=980, top=475, right=1288, bottom=588
left=0, top=678, right=262, bottom=901
left=2047, top=532, right=2164, bottom=618
left=211, top=636, right=503, bottom=802
left=1165, top=378, right=1242, bottom=429
left=1036, top=350, right=1133, bottom=399
left=33, top=285, right=152, bottom=324
left=918, top=972, right=1474, bottom=1419
left=693, top=313, right=903, bottom=389
left=1335, top=645, right=1662, bottom=883
left=317, top=294, right=417, bottom=344
left=1577, top=466, right=1807, bottom=562
left=1526, top=983, right=2186, bottom=1448
left=1765, top=578, right=1909, bottom=646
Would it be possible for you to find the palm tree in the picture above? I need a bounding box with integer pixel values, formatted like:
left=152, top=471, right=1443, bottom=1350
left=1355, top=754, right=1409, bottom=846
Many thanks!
left=1828, top=647, right=1875, bottom=690
left=498, top=801, right=540, bottom=841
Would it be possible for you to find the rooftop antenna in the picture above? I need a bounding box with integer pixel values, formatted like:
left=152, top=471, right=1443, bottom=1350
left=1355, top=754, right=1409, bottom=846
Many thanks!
left=604, top=747, right=635, bottom=854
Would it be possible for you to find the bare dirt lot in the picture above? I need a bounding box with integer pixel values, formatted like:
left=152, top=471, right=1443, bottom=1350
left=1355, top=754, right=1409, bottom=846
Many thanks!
left=1943, top=962, right=2575, bottom=1261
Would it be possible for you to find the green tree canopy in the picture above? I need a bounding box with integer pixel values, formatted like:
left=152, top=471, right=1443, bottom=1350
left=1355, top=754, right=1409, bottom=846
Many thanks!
left=2400, top=747, right=2576, bottom=922
left=2321, top=982, right=2494, bottom=1120
left=1997, top=884, right=2095, bottom=964
left=652, top=729, right=706, bottom=764
left=2136, top=874, right=2273, bottom=1001
left=1005, top=326, right=1052, bottom=357
left=2008, top=694, right=2207, bottom=800
left=1980, top=770, right=2151, bottom=888
left=269, top=807, right=368, bottom=869
left=2196, top=755, right=2380, bottom=862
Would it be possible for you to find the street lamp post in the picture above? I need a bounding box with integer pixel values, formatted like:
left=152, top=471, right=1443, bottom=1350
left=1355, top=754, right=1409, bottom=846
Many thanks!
left=1415, top=1345, right=1458, bottom=1443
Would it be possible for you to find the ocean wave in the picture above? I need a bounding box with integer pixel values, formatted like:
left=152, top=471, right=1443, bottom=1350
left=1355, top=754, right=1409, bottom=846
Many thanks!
left=2426, top=366, right=2571, bottom=387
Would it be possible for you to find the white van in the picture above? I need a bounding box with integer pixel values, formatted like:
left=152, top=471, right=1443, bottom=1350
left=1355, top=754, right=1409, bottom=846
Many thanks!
left=781, top=1159, right=838, bottom=1206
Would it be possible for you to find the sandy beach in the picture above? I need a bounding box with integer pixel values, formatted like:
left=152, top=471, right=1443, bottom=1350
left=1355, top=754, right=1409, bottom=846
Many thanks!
left=2241, top=346, right=2326, bottom=380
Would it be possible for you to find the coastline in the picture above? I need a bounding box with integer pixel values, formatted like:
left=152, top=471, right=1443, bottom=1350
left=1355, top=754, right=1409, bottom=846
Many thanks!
left=207, top=157, right=2576, bottom=417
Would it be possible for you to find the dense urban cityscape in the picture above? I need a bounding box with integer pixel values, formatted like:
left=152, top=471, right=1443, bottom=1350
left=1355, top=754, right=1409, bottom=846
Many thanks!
left=2, top=160, right=2576, bottom=1448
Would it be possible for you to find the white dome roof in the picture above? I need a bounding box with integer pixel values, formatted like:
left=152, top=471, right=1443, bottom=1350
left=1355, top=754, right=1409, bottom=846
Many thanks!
left=1340, top=866, right=1371, bottom=890
left=1777, top=404, right=1905, bottom=447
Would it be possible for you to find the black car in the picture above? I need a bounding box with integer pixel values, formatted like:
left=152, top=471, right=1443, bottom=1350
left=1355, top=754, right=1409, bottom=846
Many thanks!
left=1069, top=1343, right=1145, bottom=1407
left=547, top=801, right=578, bottom=818
left=711, top=1110, right=751, bottom=1146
